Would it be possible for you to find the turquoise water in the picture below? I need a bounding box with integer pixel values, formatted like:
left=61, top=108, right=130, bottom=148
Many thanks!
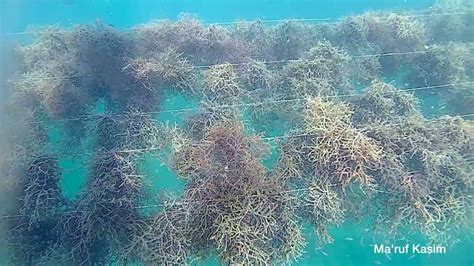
left=1, top=0, right=473, bottom=265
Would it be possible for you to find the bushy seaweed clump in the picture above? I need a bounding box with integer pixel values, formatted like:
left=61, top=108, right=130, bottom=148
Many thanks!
left=126, top=200, right=191, bottom=264
left=408, top=42, right=472, bottom=86
left=234, top=59, right=294, bottom=131
left=69, top=24, right=164, bottom=112
left=163, top=108, right=240, bottom=179
left=165, top=121, right=305, bottom=264
left=287, top=97, right=380, bottom=187
left=60, top=150, right=145, bottom=264
left=117, top=117, right=306, bottom=264
left=1, top=121, right=62, bottom=264
left=118, top=108, right=164, bottom=152
left=275, top=90, right=472, bottom=245
left=333, top=80, right=473, bottom=243
left=282, top=41, right=352, bottom=98
left=134, top=15, right=207, bottom=61
left=237, top=58, right=278, bottom=93
left=90, top=107, right=163, bottom=152
left=182, top=106, right=238, bottom=140
left=67, top=23, right=134, bottom=101
left=350, top=81, right=421, bottom=125
left=302, top=179, right=345, bottom=245
left=334, top=12, right=426, bottom=54
left=231, top=21, right=274, bottom=60
left=56, top=108, right=163, bottom=264
left=349, top=56, right=382, bottom=86
left=11, top=23, right=165, bottom=145
left=304, top=98, right=382, bottom=188
left=407, top=42, right=473, bottom=115
left=365, top=116, right=473, bottom=244
left=12, top=28, right=91, bottom=138
left=7, top=155, right=67, bottom=264
left=276, top=97, right=381, bottom=243
left=123, top=48, right=197, bottom=95
left=444, top=83, right=474, bottom=115
left=135, top=15, right=245, bottom=65
left=333, top=12, right=426, bottom=74
left=202, top=63, right=246, bottom=103
left=269, top=21, right=315, bottom=60
left=423, top=1, right=474, bottom=43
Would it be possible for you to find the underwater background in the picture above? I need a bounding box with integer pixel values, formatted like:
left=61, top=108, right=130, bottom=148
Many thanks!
left=0, top=0, right=473, bottom=265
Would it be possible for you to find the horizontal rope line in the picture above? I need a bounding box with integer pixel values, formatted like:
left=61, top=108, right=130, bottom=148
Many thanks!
left=197, top=11, right=472, bottom=26
left=10, top=44, right=474, bottom=86
left=1, top=112, right=471, bottom=219
left=9, top=81, right=474, bottom=126
left=110, top=113, right=474, bottom=156
left=0, top=186, right=309, bottom=220
left=45, top=139, right=474, bottom=174
left=2, top=10, right=470, bottom=36
left=191, top=48, right=463, bottom=69
left=24, top=170, right=461, bottom=218
left=0, top=173, right=459, bottom=220
left=2, top=112, right=472, bottom=165
left=0, top=81, right=470, bottom=161
left=0, top=187, right=301, bottom=220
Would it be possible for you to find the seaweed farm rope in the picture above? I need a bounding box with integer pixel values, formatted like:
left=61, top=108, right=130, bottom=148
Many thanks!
left=1, top=112, right=472, bottom=220
left=2, top=10, right=471, bottom=36
left=198, top=11, right=472, bottom=26
left=7, top=44, right=474, bottom=85
left=9, top=81, right=474, bottom=125
left=2, top=112, right=473, bottom=164
left=190, top=49, right=455, bottom=69
left=1, top=172, right=469, bottom=221
left=2, top=173, right=474, bottom=220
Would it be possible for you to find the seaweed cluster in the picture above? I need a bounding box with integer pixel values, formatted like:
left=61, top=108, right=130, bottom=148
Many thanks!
left=366, top=116, right=472, bottom=243
left=276, top=97, right=381, bottom=243
left=424, top=0, right=474, bottom=43
left=7, top=155, right=66, bottom=264
left=1, top=5, right=473, bottom=265
left=167, top=121, right=304, bottom=264
left=282, top=41, right=351, bottom=97
left=350, top=81, right=421, bottom=124
left=60, top=149, right=144, bottom=264
left=277, top=87, right=472, bottom=245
